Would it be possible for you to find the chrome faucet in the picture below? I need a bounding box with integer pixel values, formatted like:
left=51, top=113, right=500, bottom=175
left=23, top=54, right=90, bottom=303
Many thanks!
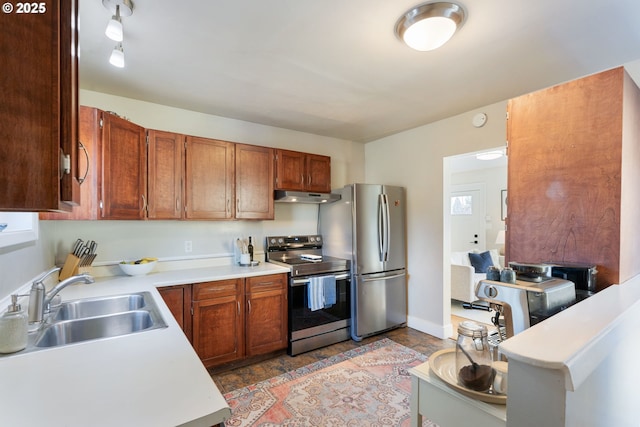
left=28, top=267, right=95, bottom=324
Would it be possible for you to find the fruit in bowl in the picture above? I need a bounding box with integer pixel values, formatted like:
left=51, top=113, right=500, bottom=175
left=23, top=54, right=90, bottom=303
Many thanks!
left=118, top=257, right=158, bottom=276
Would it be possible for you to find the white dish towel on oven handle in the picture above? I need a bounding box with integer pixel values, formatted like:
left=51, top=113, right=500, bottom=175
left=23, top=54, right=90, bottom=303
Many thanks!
left=308, top=275, right=336, bottom=311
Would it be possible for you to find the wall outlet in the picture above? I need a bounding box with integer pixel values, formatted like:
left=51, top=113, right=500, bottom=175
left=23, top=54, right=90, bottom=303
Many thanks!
left=184, top=240, right=192, bottom=253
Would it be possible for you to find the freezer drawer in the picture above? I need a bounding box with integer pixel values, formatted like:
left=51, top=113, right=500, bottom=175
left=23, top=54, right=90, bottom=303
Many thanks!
left=352, top=270, right=407, bottom=340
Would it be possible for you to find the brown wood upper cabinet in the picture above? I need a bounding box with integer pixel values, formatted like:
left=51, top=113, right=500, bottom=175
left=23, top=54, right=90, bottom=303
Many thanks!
left=40, top=107, right=146, bottom=220
left=148, top=130, right=184, bottom=220
left=275, top=149, right=331, bottom=193
left=100, top=112, right=147, bottom=219
left=184, top=136, right=235, bottom=220
left=0, top=0, right=80, bottom=211
left=235, top=144, right=274, bottom=220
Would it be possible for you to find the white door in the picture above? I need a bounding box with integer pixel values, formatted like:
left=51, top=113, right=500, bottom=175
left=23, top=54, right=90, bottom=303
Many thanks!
left=450, top=186, right=485, bottom=252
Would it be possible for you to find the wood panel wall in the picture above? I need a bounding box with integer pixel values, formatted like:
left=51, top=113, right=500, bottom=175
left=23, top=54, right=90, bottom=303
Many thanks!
left=505, top=67, right=640, bottom=289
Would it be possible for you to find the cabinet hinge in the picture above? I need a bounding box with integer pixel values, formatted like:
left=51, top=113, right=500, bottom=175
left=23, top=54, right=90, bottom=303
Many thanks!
left=505, top=111, right=509, bottom=120
left=59, top=150, right=71, bottom=176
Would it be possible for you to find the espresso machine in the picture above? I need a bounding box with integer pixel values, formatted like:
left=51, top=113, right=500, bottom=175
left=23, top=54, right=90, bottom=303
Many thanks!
left=475, top=262, right=577, bottom=340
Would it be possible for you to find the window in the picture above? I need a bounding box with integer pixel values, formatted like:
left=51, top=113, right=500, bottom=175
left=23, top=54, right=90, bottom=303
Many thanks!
left=0, top=212, right=39, bottom=249
left=451, top=195, right=472, bottom=215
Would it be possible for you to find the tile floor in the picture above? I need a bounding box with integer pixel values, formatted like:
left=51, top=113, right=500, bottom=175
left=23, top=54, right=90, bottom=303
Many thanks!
left=210, top=326, right=456, bottom=394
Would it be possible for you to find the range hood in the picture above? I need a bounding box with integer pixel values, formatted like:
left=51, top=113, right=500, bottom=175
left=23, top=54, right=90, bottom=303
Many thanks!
left=274, top=190, right=341, bottom=204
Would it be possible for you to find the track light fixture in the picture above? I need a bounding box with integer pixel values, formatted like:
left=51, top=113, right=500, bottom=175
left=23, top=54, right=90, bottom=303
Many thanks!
left=102, top=0, right=134, bottom=67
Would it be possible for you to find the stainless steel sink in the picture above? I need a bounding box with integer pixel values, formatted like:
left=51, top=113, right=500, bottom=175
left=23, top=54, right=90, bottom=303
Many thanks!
left=52, top=293, right=147, bottom=320
left=1, top=292, right=168, bottom=356
left=36, top=310, right=165, bottom=347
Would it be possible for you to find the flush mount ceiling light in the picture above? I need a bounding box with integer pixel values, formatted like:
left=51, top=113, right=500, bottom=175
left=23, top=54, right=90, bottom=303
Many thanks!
left=109, top=42, right=125, bottom=68
left=395, top=2, right=466, bottom=51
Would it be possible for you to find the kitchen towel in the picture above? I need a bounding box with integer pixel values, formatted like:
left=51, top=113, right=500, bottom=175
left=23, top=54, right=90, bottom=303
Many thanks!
left=308, top=277, right=324, bottom=311
left=323, top=275, right=337, bottom=308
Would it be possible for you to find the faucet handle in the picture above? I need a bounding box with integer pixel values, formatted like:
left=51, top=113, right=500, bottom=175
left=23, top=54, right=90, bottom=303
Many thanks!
left=32, top=267, right=61, bottom=286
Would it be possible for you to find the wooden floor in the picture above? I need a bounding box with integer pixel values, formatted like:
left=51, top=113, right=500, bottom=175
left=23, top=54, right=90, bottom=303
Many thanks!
left=210, top=326, right=456, bottom=394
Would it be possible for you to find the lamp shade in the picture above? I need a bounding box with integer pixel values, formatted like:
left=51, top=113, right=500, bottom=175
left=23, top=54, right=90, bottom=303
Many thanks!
left=395, top=2, right=466, bottom=51
left=105, top=15, right=123, bottom=41
left=109, top=43, right=125, bottom=68
left=495, top=230, right=506, bottom=245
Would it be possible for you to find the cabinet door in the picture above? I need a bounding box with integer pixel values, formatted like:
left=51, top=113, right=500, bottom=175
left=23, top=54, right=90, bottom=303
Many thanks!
left=157, top=285, right=192, bottom=342
left=100, top=112, right=147, bottom=219
left=148, top=130, right=184, bottom=219
left=185, top=137, right=235, bottom=219
left=40, top=106, right=100, bottom=220
left=192, top=280, right=244, bottom=367
left=305, top=153, right=331, bottom=193
left=235, top=144, right=274, bottom=219
left=245, top=274, right=287, bottom=356
left=275, top=149, right=306, bottom=191
left=0, top=0, right=80, bottom=211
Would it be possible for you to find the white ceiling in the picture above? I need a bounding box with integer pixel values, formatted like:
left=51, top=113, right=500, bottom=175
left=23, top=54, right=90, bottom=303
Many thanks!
left=78, top=0, right=640, bottom=143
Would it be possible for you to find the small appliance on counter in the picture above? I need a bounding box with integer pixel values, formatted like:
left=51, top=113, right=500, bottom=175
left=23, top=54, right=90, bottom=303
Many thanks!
left=549, top=262, right=598, bottom=300
left=476, top=261, right=577, bottom=340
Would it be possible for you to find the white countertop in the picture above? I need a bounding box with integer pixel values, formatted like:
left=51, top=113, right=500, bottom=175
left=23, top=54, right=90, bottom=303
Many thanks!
left=499, top=273, right=640, bottom=391
left=0, top=262, right=289, bottom=427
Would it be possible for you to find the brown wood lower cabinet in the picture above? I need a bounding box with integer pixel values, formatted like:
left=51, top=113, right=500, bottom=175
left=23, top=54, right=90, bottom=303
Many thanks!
left=159, top=273, right=288, bottom=368
left=157, top=285, right=192, bottom=343
left=192, top=279, right=245, bottom=367
left=245, top=274, right=288, bottom=357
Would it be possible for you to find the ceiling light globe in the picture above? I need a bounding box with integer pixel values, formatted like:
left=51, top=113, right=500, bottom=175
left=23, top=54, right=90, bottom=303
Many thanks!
left=395, top=2, right=466, bottom=51
left=403, top=16, right=456, bottom=51
left=105, top=16, right=123, bottom=41
left=109, top=43, right=125, bottom=68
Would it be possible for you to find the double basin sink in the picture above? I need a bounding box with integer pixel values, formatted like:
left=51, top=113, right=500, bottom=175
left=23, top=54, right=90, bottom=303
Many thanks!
left=20, top=292, right=167, bottom=354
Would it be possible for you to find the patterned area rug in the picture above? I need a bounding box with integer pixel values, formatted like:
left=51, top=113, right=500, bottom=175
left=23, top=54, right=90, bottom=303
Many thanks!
left=223, top=338, right=438, bottom=426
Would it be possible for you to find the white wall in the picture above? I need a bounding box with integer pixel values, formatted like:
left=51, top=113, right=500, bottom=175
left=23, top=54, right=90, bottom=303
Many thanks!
left=364, top=101, right=508, bottom=338
left=0, top=91, right=365, bottom=300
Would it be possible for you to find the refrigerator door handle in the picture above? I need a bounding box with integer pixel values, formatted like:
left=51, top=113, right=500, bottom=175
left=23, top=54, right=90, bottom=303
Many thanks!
left=378, top=193, right=390, bottom=262
left=360, top=272, right=406, bottom=282
left=383, top=193, right=390, bottom=261
left=378, top=194, right=385, bottom=261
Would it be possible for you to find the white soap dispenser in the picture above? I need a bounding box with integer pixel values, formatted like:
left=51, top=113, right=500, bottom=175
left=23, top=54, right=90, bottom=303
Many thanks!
left=0, top=294, right=28, bottom=354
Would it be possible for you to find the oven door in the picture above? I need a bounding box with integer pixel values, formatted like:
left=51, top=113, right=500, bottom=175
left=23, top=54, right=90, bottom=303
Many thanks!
left=289, top=272, right=351, bottom=341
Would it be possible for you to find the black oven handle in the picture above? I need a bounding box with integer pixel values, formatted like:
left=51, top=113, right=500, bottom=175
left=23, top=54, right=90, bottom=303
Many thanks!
left=291, top=273, right=350, bottom=286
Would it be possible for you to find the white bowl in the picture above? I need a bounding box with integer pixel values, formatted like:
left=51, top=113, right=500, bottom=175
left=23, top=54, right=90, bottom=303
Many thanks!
left=118, top=260, right=157, bottom=276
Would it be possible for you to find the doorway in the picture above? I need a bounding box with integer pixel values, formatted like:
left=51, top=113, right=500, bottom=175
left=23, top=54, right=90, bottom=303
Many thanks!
left=444, top=148, right=507, bottom=331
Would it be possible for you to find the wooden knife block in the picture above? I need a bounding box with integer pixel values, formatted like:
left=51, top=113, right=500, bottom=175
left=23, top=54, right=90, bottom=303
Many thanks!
left=59, top=253, right=81, bottom=281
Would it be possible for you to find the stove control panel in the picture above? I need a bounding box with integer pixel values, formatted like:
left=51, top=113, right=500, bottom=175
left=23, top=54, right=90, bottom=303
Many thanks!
left=266, top=235, right=322, bottom=250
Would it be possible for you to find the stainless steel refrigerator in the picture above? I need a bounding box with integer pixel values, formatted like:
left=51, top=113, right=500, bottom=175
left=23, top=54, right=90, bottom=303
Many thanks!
left=319, top=183, right=407, bottom=341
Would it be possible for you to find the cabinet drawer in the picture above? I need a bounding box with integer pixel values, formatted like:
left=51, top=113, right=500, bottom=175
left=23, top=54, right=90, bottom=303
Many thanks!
left=246, top=274, right=287, bottom=293
left=193, top=279, right=241, bottom=300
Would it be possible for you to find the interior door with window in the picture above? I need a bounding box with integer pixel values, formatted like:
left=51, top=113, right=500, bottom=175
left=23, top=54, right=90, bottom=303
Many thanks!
left=450, top=186, right=485, bottom=252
